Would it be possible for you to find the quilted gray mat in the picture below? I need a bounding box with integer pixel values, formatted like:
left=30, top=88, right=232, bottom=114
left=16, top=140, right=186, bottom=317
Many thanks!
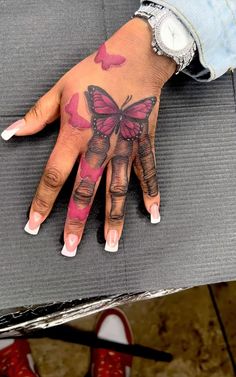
left=0, top=0, right=236, bottom=309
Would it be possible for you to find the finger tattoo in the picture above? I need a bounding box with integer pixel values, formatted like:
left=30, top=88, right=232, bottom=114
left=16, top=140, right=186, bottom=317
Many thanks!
left=66, top=86, right=157, bottom=224
left=137, top=130, right=159, bottom=197
left=68, top=180, right=96, bottom=222
left=109, top=136, right=133, bottom=221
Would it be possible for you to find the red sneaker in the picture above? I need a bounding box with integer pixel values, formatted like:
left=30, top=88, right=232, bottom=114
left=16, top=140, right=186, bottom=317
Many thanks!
left=90, top=308, right=133, bottom=377
left=0, top=339, right=38, bottom=377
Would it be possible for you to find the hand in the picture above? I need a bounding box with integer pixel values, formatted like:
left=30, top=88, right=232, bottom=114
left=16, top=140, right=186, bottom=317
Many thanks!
left=1, top=18, right=176, bottom=256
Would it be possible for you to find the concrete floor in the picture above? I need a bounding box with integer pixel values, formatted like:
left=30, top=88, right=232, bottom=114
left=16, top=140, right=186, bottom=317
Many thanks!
left=29, top=282, right=236, bottom=377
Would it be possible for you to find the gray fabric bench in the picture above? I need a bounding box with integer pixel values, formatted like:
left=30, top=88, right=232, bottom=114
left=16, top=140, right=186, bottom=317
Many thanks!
left=0, top=0, right=236, bottom=331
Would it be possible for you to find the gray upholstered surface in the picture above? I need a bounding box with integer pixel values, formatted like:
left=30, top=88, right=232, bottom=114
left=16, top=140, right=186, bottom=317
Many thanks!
left=0, top=0, right=236, bottom=309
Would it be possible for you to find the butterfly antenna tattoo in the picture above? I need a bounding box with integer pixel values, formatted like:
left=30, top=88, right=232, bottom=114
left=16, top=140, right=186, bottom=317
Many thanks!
left=121, top=95, right=133, bottom=110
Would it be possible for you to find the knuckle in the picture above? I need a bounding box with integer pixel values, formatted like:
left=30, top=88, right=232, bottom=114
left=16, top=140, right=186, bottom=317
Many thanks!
left=43, top=167, right=63, bottom=191
left=109, top=212, right=125, bottom=223
left=34, top=194, right=50, bottom=213
left=73, top=181, right=95, bottom=206
left=28, top=99, right=43, bottom=120
left=109, top=214, right=124, bottom=223
left=67, top=218, right=84, bottom=230
left=106, top=209, right=124, bottom=224
left=109, top=196, right=126, bottom=222
left=109, top=184, right=128, bottom=196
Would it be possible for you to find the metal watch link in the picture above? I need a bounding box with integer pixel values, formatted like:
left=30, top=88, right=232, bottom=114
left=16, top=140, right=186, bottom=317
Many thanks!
left=134, top=2, right=197, bottom=73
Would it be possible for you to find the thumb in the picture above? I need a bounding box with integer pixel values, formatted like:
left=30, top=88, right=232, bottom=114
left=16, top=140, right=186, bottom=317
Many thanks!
left=1, top=85, right=61, bottom=141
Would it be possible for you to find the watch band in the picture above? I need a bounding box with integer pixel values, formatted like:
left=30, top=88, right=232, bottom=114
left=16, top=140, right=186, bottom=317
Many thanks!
left=135, top=2, right=165, bottom=20
left=134, top=2, right=197, bottom=73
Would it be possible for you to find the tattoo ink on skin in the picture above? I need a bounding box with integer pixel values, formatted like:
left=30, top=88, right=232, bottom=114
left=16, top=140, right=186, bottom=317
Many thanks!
left=70, top=134, right=110, bottom=220
left=68, top=175, right=95, bottom=223
left=94, top=43, right=126, bottom=71
left=67, top=86, right=157, bottom=236
left=65, top=93, right=91, bottom=129
left=73, top=180, right=96, bottom=207
left=68, top=198, right=91, bottom=222
left=84, top=85, right=157, bottom=222
left=109, top=135, right=133, bottom=221
left=137, top=128, right=159, bottom=197
left=85, top=85, right=156, bottom=140
left=86, top=134, right=110, bottom=163
left=80, top=157, right=104, bottom=183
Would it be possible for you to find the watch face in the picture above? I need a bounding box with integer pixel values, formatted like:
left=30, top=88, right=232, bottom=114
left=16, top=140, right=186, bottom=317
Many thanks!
left=155, top=13, right=193, bottom=54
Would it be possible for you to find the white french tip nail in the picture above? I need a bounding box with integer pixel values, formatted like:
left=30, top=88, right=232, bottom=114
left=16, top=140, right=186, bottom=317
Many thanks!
left=105, top=241, right=119, bottom=253
left=151, top=214, right=161, bottom=224
left=61, top=244, right=77, bottom=258
left=1, top=119, right=25, bottom=141
left=24, top=221, right=40, bottom=235
left=150, top=203, right=161, bottom=224
left=1, top=128, right=19, bottom=141
left=105, top=230, right=119, bottom=252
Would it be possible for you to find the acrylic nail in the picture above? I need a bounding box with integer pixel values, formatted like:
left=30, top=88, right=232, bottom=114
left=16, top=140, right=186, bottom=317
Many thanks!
left=150, top=203, right=161, bottom=224
left=24, top=212, right=43, bottom=235
left=1, top=119, right=26, bottom=141
left=105, top=230, right=119, bottom=252
left=61, top=234, right=79, bottom=258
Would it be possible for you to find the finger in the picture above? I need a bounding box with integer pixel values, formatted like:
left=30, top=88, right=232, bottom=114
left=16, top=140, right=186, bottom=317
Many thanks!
left=1, top=84, right=61, bottom=141
left=62, top=134, right=110, bottom=257
left=24, top=134, right=79, bottom=235
left=134, top=128, right=161, bottom=224
left=105, top=135, right=133, bottom=253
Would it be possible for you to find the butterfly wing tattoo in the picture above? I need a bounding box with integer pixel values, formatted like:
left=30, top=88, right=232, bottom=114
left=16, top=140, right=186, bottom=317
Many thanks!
left=65, top=93, right=91, bottom=129
left=94, top=43, right=126, bottom=70
left=120, top=97, right=157, bottom=139
left=85, top=85, right=157, bottom=140
left=85, top=86, right=120, bottom=138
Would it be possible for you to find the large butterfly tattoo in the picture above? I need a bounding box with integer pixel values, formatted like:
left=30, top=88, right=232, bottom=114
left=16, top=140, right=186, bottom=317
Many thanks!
left=85, top=86, right=157, bottom=141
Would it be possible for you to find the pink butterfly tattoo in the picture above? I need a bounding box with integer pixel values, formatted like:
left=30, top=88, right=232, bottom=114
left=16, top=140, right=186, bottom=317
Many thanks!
left=65, top=93, right=91, bottom=129
left=85, top=86, right=157, bottom=141
left=94, top=43, right=126, bottom=71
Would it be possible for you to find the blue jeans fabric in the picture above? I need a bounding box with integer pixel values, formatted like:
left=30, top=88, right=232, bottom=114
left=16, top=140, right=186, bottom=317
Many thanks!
left=141, top=0, right=236, bottom=81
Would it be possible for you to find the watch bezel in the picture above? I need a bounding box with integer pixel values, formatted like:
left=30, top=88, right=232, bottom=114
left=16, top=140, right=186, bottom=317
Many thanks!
left=151, top=10, right=195, bottom=59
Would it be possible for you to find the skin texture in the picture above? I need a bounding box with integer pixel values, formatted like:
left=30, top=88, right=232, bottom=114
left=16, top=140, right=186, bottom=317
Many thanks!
left=7, top=17, right=176, bottom=254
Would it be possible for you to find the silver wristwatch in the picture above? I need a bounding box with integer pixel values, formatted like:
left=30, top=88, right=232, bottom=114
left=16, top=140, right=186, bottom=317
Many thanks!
left=134, top=2, right=197, bottom=73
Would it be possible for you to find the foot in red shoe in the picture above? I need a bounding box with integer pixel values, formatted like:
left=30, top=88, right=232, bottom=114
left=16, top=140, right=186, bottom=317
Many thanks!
left=0, top=339, right=38, bottom=377
left=90, top=308, right=133, bottom=377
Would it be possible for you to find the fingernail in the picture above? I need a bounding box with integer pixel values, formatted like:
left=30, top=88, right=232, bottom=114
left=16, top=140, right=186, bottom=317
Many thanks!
left=24, top=212, right=43, bottom=235
left=1, top=119, right=26, bottom=141
left=61, top=234, right=79, bottom=258
left=105, top=230, right=119, bottom=252
left=150, top=204, right=161, bottom=224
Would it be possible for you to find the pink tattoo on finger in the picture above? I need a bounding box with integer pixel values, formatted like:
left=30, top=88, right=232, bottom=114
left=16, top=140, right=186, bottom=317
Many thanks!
left=94, top=43, right=126, bottom=71
left=68, top=198, right=91, bottom=222
left=80, top=157, right=104, bottom=183
left=65, top=93, right=91, bottom=129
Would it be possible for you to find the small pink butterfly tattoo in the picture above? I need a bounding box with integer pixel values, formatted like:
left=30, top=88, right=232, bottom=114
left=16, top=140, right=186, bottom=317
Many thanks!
left=94, top=43, right=126, bottom=71
left=65, top=93, right=91, bottom=130
left=85, top=86, right=157, bottom=141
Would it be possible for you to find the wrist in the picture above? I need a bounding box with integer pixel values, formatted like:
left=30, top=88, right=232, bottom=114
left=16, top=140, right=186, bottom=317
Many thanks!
left=112, top=17, right=176, bottom=86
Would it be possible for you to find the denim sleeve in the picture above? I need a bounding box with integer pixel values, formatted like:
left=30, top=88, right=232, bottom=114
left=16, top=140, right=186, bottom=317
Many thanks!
left=140, top=0, right=236, bottom=81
